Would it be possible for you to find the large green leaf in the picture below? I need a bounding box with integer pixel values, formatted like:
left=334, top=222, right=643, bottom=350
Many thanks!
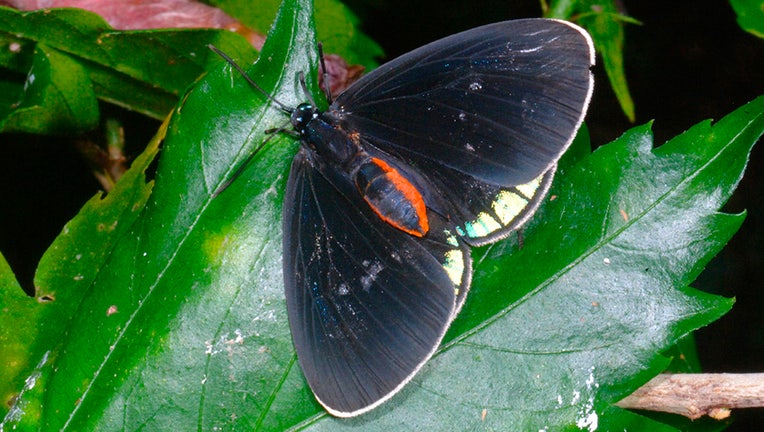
left=2, top=0, right=762, bottom=429
left=0, top=6, right=252, bottom=130
left=3, top=0, right=316, bottom=429
left=0, top=120, right=163, bottom=429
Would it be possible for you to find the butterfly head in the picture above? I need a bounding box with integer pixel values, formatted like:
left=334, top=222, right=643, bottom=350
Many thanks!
left=290, top=103, right=319, bottom=135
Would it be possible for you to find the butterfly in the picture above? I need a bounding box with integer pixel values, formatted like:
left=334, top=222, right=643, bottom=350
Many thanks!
left=214, top=17, right=594, bottom=417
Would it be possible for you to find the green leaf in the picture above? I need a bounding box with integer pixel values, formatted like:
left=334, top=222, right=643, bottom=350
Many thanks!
left=0, top=119, right=163, bottom=429
left=547, top=0, right=639, bottom=122
left=3, top=0, right=317, bottom=429
left=313, top=0, right=383, bottom=68
left=0, top=253, right=29, bottom=414
left=207, top=0, right=283, bottom=37
left=544, top=0, right=579, bottom=18
left=210, top=0, right=383, bottom=68
left=0, top=2, right=375, bottom=135
left=2, top=0, right=763, bottom=428
left=0, top=6, right=252, bottom=130
left=0, top=43, right=99, bottom=134
left=730, top=0, right=764, bottom=39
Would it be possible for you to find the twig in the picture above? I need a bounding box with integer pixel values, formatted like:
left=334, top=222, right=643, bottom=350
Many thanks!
left=616, top=373, right=764, bottom=420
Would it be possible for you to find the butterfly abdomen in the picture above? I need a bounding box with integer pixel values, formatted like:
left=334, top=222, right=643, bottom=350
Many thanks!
left=355, top=157, right=429, bottom=237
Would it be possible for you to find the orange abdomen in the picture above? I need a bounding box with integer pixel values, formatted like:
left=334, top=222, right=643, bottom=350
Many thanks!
left=355, top=157, right=429, bottom=237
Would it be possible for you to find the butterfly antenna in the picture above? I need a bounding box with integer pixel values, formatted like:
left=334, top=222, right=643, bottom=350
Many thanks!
left=294, top=71, right=319, bottom=111
left=317, top=42, right=333, bottom=103
left=207, top=44, right=293, bottom=114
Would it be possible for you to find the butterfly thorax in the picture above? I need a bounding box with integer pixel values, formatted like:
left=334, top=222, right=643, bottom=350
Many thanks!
left=293, top=104, right=357, bottom=165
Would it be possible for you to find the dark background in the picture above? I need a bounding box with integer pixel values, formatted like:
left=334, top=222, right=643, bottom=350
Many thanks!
left=1, top=0, right=762, bottom=429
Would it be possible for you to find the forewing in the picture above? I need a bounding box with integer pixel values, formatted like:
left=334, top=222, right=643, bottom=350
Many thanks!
left=282, top=150, right=471, bottom=416
left=332, top=18, right=594, bottom=187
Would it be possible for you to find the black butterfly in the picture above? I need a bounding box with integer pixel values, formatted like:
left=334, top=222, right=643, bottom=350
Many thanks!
left=216, top=18, right=593, bottom=417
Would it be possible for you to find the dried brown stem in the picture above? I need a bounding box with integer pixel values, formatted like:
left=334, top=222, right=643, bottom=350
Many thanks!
left=616, top=373, right=764, bottom=420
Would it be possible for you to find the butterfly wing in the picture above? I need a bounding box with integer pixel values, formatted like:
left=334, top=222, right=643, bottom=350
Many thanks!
left=282, top=18, right=594, bottom=416
left=282, top=149, right=471, bottom=417
left=330, top=19, right=594, bottom=244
